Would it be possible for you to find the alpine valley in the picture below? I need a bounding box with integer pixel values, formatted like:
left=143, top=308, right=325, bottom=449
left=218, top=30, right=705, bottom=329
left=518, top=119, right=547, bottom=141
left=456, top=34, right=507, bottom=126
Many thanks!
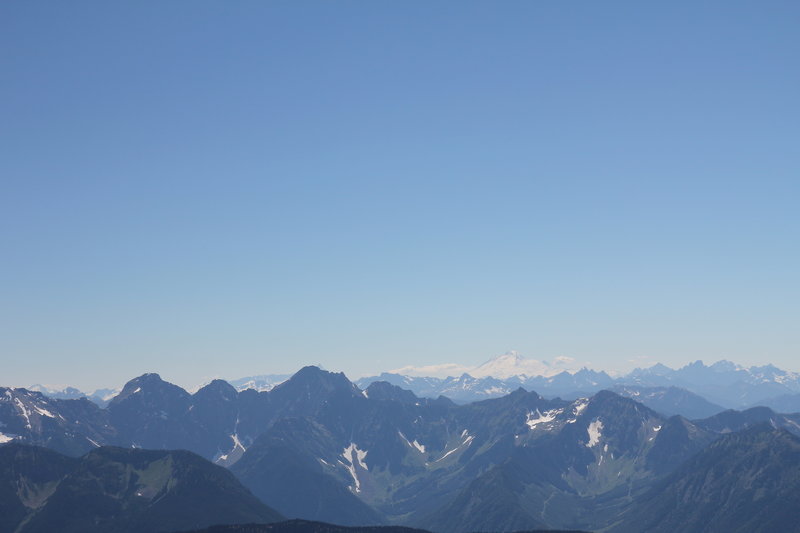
left=2, top=356, right=800, bottom=533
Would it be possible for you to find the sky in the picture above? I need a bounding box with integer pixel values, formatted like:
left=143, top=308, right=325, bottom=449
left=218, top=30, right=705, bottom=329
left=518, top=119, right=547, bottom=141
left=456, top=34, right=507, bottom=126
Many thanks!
left=2, top=1, right=799, bottom=391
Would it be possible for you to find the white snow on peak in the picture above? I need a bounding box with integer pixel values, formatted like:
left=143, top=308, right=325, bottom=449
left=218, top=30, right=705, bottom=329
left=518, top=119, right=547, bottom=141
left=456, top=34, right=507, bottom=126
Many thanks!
left=586, top=419, right=603, bottom=448
left=471, top=351, right=557, bottom=379
left=388, top=363, right=474, bottom=379
left=389, top=352, right=585, bottom=379
left=526, top=408, right=563, bottom=429
left=229, top=374, right=290, bottom=393
left=341, top=442, right=369, bottom=492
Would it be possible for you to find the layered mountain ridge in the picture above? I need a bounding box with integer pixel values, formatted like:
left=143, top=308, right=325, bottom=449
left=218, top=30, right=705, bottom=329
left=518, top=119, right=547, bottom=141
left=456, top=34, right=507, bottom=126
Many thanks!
left=22, top=354, right=800, bottom=420
left=4, top=365, right=800, bottom=532
left=357, top=354, right=800, bottom=410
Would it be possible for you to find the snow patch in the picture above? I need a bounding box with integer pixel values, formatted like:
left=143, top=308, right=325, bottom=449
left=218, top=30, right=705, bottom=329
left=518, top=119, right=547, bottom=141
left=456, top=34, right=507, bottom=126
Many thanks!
left=216, top=434, right=247, bottom=464
left=653, top=425, right=662, bottom=432
left=398, top=431, right=412, bottom=447
left=341, top=442, right=369, bottom=492
left=435, top=447, right=459, bottom=462
left=586, top=419, right=603, bottom=448
left=434, top=431, right=474, bottom=463
left=526, top=408, right=562, bottom=429
left=33, top=405, right=55, bottom=418
left=0, top=432, right=14, bottom=444
left=231, top=433, right=246, bottom=453
left=398, top=432, right=426, bottom=453
left=14, top=398, right=32, bottom=429
left=572, top=398, right=589, bottom=417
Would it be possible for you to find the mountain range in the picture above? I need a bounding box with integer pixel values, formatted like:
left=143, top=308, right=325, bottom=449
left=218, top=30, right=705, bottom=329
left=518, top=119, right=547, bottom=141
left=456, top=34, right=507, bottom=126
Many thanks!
left=23, top=354, right=800, bottom=419
left=3, top=364, right=800, bottom=532
left=356, top=353, right=800, bottom=414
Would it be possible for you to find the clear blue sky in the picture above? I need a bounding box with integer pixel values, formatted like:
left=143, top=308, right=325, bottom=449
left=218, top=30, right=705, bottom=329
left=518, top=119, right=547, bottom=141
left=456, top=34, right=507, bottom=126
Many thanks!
left=2, top=1, right=798, bottom=390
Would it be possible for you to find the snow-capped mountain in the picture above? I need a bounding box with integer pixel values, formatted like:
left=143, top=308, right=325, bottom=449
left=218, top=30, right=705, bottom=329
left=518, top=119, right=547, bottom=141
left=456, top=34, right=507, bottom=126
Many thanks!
left=27, top=384, right=120, bottom=408
left=27, top=384, right=86, bottom=400
left=360, top=352, right=612, bottom=404
left=364, top=354, right=800, bottom=413
left=21, top=354, right=800, bottom=418
left=228, top=373, right=291, bottom=392
left=390, top=351, right=583, bottom=380
left=627, top=359, right=800, bottom=407
left=469, top=350, right=580, bottom=378
left=4, top=366, right=800, bottom=533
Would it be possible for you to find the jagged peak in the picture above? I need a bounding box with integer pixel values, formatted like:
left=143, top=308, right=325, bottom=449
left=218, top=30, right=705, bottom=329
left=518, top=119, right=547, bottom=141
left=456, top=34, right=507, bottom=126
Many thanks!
left=122, top=373, right=166, bottom=387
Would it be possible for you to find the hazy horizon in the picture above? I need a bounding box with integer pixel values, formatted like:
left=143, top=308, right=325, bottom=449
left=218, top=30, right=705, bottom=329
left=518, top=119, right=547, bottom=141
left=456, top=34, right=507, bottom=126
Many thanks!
left=13, top=352, right=800, bottom=394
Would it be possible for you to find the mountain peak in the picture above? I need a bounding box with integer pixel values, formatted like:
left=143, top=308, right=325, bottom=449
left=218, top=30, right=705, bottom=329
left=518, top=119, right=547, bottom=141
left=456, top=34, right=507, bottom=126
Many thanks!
left=194, top=379, right=237, bottom=400
left=272, top=366, right=359, bottom=398
left=109, top=373, right=190, bottom=406
left=471, top=351, right=556, bottom=379
left=121, top=373, right=167, bottom=390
